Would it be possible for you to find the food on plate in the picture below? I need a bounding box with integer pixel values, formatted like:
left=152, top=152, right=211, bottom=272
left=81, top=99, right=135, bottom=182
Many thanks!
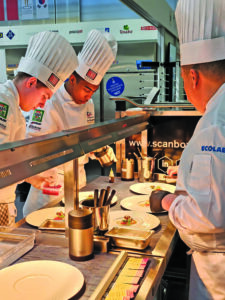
left=150, top=185, right=162, bottom=191
left=85, top=194, right=94, bottom=200
left=117, top=215, right=137, bottom=226
left=138, top=200, right=150, bottom=207
left=53, top=211, right=65, bottom=220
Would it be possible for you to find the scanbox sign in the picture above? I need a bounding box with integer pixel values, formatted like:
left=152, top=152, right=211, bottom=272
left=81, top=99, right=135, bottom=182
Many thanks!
left=126, top=116, right=201, bottom=174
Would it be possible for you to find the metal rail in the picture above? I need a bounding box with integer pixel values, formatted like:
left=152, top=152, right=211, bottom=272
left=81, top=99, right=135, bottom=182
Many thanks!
left=0, top=115, right=150, bottom=188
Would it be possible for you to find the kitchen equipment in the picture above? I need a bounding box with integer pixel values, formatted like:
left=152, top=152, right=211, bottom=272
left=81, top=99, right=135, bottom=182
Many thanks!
left=0, top=230, right=35, bottom=269
left=81, top=199, right=110, bottom=233
left=93, top=146, right=114, bottom=167
left=38, top=219, right=65, bottom=231
left=153, top=173, right=177, bottom=184
left=103, top=186, right=111, bottom=206
left=68, top=208, right=94, bottom=261
left=61, top=191, right=118, bottom=206
left=137, top=156, right=155, bottom=182
left=121, top=158, right=134, bottom=181
left=105, top=227, right=154, bottom=250
left=105, top=189, right=116, bottom=206
left=0, top=260, right=84, bottom=300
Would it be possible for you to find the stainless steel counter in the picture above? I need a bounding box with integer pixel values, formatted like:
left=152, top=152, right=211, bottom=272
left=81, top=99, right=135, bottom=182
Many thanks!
left=13, top=176, right=178, bottom=300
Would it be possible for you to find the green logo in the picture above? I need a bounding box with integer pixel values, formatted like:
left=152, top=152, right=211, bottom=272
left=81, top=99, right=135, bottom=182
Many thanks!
left=123, top=25, right=129, bottom=30
left=32, top=109, right=44, bottom=123
left=0, top=102, right=9, bottom=119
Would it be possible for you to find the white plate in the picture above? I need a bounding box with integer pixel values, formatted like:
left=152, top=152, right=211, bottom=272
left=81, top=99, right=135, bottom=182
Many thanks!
left=25, top=207, right=65, bottom=227
left=120, top=195, right=167, bottom=214
left=129, top=182, right=176, bottom=195
left=0, top=260, right=84, bottom=300
left=61, top=191, right=118, bottom=206
left=109, top=210, right=160, bottom=230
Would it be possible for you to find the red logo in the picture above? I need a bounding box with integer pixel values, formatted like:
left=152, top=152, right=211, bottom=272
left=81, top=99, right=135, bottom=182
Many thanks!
left=48, top=73, right=60, bottom=87
left=141, top=26, right=157, bottom=31
left=86, top=69, right=97, bottom=80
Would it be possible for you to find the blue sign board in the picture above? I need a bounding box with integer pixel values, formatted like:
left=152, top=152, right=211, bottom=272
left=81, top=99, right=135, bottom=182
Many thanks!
left=106, top=76, right=125, bottom=96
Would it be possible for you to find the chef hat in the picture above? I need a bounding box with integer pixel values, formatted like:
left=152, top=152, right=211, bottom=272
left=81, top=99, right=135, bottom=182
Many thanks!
left=175, top=0, right=225, bottom=66
left=76, top=29, right=117, bottom=85
left=17, top=31, right=78, bottom=93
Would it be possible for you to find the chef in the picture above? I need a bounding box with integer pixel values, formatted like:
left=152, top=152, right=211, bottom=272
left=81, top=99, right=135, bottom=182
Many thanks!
left=23, top=29, right=117, bottom=216
left=150, top=0, right=225, bottom=299
left=0, top=31, right=78, bottom=226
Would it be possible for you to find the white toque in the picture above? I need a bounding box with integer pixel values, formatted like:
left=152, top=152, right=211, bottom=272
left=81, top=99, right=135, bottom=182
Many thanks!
left=175, top=0, right=225, bottom=66
left=17, top=31, right=78, bottom=93
left=76, top=29, right=117, bottom=86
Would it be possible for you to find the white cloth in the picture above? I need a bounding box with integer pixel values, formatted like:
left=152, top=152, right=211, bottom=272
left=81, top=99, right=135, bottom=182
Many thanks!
left=175, top=0, right=225, bottom=65
left=189, top=252, right=225, bottom=300
left=0, top=80, right=26, bottom=225
left=169, top=84, right=225, bottom=298
left=0, top=80, right=26, bottom=143
left=23, top=84, right=95, bottom=216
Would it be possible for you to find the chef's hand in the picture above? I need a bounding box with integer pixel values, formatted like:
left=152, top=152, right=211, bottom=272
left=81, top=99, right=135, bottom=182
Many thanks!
left=167, top=166, right=178, bottom=177
left=161, top=193, right=177, bottom=211
left=106, top=146, right=117, bottom=163
left=25, top=168, right=58, bottom=190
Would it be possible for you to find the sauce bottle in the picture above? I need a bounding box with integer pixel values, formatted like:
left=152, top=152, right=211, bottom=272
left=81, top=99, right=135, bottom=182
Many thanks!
left=109, top=168, right=115, bottom=183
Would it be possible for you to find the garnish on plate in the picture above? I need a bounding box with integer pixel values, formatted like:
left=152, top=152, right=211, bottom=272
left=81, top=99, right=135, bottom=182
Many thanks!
left=53, top=211, right=65, bottom=220
left=117, top=215, right=137, bottom=226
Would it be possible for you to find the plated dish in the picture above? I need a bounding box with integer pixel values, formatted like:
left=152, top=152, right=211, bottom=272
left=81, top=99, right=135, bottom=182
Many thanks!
left=129, top=182, right=176, bottom=195
left=0, top=260, right=84, bottom=300
left=120, top=195, right=167, bottom=214
left=61, top=191, right=118, bottom=206
left=109, top=210, right=160, bottom=231
left=25, top=207, right=65, bottom=228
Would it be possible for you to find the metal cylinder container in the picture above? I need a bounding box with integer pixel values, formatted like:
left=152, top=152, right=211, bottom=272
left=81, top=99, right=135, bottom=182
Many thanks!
left=69, top=208, right=94, bottom=261
left=121, top=158, right=134, bottom=181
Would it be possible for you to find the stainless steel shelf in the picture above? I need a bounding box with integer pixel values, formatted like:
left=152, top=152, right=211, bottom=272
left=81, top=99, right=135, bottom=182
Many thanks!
left=0, top=115, right=150, bottom=188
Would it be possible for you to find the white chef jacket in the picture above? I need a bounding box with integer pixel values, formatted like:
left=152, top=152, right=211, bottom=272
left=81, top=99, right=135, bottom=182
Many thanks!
left=0, top=81, right=26, bottom=224
left=23, top=84, right=95, bottom=216
left=169, top=84, right=225, bottom=299
left=0, top=80, right=26, bottom=143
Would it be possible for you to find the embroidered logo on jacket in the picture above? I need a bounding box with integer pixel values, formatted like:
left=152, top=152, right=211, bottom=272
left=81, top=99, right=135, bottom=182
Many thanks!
left=201, top=145, right=225, bottom=153
left=87, top=111, right=94, bottom=123
left=32, top=109, right=44, bottom=123
left=0, top=102, right=9, bottom=120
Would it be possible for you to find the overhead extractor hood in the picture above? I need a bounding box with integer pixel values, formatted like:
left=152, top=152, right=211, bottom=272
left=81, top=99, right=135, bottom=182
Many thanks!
left=119, top=0, right=178, bottom=38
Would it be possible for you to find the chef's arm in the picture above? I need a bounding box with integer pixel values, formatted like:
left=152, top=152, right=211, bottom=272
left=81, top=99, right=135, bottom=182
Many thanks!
left=162, top=193, right=177, bottom=211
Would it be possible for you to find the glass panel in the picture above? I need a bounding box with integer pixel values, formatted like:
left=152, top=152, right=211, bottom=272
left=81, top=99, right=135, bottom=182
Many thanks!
left=0, top=0, right=55, bottom=25
left=81, top=0, right=140, bottom=21
left=0, top=0, right=80, bottom=26
left=56, top=0, right=80, bottom=23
